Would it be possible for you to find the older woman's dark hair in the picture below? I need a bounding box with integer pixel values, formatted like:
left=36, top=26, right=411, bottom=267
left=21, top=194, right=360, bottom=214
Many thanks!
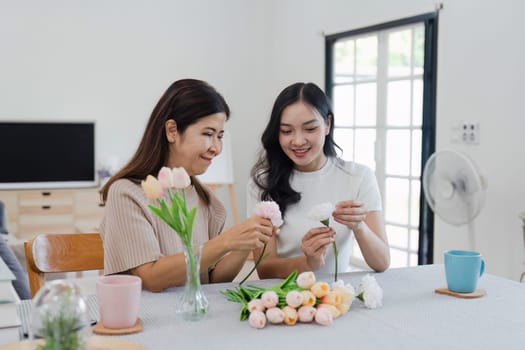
left=251, top=82, right=339, bottom=215
left=101, top=79, right=230, bottom=204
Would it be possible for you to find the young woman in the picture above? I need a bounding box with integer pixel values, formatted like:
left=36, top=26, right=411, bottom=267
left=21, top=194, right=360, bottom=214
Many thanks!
left=101, top=79, right=273, bottom=292
left=248, top=82, right=390, bottom=279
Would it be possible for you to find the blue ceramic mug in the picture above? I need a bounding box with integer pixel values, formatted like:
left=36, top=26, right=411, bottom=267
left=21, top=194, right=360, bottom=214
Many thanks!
left=444, top=250, right=485, bottom=293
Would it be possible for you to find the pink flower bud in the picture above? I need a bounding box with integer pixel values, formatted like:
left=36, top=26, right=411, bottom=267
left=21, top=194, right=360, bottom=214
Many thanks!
left=141, top=175, right=163, bottom=199
left=314, top=307, right=333, bottom=326
left=297, top=306, right=316, bottom=323
left=336, top=302, right=351, bottom=315
left=248, top=298, right=265, bottom=312
left=285, top=290, right=303, bottom=308
left=310, top=281, right=330, bottom=298
left=321, top=291, right=342, bottom=306
left=157, top=167, right=174, bottom=189
left=265, top=307, right=284, bottom=324
left=261, top=291, right=279, bottom=309
left=300, top=290, right=316, bottom=306
left=171, top=167, right=191, bottom=189
left=282, top=306, right=298, bottom=326
left=317, top=303, right=341, bottom=319
left=248, top=310, right=266, bottom=329
left=296, top=271, right=316, bottom=289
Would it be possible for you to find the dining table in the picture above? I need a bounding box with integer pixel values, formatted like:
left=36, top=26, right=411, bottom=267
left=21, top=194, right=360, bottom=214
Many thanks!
left=7, top=264, right=525, bottom=349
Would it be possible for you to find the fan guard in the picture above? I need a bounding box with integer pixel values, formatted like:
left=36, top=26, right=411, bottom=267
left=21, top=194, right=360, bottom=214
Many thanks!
left=422, top=150, right=487, bottom=226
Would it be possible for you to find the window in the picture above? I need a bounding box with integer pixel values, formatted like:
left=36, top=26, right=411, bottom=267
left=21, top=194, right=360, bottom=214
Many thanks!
left=325, top=13, right=438, bottom=268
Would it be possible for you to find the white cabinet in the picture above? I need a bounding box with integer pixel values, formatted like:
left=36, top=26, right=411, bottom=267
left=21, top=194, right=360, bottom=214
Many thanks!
left=0, top=188, right=104, bottom=239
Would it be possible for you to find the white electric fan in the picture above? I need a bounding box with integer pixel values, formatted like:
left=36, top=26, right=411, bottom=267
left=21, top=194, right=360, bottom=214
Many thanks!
left=422, top=150, right=488, bottom=250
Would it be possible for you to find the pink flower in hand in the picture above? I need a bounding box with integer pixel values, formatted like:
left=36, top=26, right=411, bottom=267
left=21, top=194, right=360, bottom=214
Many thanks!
left=254, top=201, right=283, bottom=227
left=297, top=306, right=316, bottom=323
left=248, top=310, right=266, bottom=329
left=261, top=291, right=279, bottom=308
left=265, top=307, right=285, bottom=324
left=314, top=307, right=333, bottom=326
left=248, top=299, right=265, bottom=312
left=296, top=271, right=316, bottom=289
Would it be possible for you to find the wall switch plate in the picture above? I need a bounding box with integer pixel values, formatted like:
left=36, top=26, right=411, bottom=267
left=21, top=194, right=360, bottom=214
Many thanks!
left=461, top=122, right=479, bottom=144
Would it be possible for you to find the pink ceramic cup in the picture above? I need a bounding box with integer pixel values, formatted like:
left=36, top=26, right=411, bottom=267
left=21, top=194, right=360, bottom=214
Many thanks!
left=96, top=275, right=142, bottom=329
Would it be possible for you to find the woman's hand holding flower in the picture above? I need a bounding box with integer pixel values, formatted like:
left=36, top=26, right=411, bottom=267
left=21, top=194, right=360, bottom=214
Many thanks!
left=300, top=226, right=335, bottom=270
left=221, top=216, right=273, bottom=251
left=332, top=200, right=368, bottom=232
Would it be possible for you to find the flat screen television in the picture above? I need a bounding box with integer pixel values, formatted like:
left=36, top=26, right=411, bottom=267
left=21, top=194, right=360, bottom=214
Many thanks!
left=0, top=121, right=97, bottom=190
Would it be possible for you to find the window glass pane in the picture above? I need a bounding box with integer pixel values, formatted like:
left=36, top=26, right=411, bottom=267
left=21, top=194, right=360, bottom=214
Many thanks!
left=411, top=130, right=422, bottom=177
left=334, top=39, right=355, bottom=84
left=333, top=85, right=354, bottom=127
left=413, top=79, right=423, bottom=126
left=385, top=177, right=409, bottom=224
left=386, top=225, right=408, bottom=249
left=388, top=29, right=411, bottom=77
left=386, top=129, right=410, bottom=176
left=410, top=229, right=419, bottom=252
left=390, top=248, right=408, bottom=268
left=334, top=128, right=354, bottom=161
left=356, top=35, right=377, bottom=81
left=414, top=25, right=425, bottom=75
left=387, top=80, right=411, bottom=126
left=355, top=83, right=376, bottom=126
left=409, top=253, right=418, bottom=266
left=354, top=129, right=376, bottom=171
left=410, top=180, right=420, bottom=227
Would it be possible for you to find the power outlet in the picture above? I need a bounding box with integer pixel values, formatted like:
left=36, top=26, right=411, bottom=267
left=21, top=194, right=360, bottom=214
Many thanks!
left=461, top=122, right=479, bottom=144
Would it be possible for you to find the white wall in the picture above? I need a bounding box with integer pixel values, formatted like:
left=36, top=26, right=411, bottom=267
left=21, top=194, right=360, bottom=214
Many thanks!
left=1, top=0, right=524, bottom=280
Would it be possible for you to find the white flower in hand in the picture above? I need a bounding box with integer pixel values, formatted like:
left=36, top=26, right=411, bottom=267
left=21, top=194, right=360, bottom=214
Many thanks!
left=308, top=202, right=335, bottom=225
left=356, top=274, right=383, bottom=309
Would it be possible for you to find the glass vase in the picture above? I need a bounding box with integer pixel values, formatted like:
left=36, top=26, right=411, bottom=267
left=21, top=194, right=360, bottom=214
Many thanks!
left=176, top=244, right=208, bottom=321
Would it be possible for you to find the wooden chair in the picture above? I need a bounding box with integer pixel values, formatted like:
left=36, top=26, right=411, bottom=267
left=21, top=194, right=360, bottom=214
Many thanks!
left=24, top=233, right=104, bottom=297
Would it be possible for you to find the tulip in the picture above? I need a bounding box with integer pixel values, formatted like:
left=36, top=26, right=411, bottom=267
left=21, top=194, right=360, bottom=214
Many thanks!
left=300, top=290, right=316, bottom=306
left=321, top=291, right=342, bottom=306
left=282, top=306, right=298, bottom=326
left=336, top=301, right=351, bottom=315
left=310, top=281, right=330, bottom=298
left=248, top=310, right=266, bottom=329
left=171, top=167, right=191, bottom=189
left=261, top=291, right=279, bottom=309
left=157, top=167, right=174, bottom=189
left=141, top=175, right=163, bottom=200
left=297, top=306, right=316, bottom=323
left=285, top=290, right=303, bottom=308
left=317, top=304, right=341, bottom=319
left=296, top=271, right=316, bottom=289
left=314, top=307, right=333, bottom=326
left=265, top=307, right=284, bottom=324
left=248, top=299, right=265, bottom=313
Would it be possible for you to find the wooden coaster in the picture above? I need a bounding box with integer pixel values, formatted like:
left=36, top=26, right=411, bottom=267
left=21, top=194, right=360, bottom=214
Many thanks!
left=1, top=337, right=147, bottom=350
left=434, top=287, right=486, bottom=299
left=92, top=318, right=143, bottom=335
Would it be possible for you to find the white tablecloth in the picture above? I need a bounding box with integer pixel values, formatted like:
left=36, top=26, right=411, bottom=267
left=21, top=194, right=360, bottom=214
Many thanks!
left=13, top=264, right=525, bottom=349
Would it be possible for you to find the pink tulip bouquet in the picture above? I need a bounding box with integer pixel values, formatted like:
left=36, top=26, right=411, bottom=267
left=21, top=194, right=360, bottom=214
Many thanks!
left=222, top=271, right=383, bottom=329
left=222, top=271, right=352, bottom=328
left=141, top=166, right=195, bottom=248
